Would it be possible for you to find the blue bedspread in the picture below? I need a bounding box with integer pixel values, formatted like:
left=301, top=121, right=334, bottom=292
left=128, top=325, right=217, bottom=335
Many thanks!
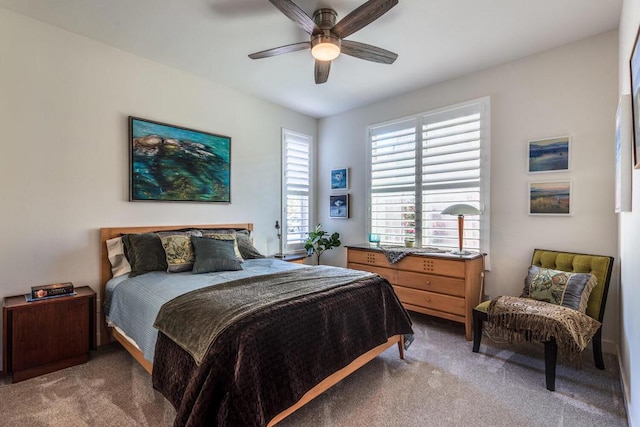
left=104, top=258, right=305, bottom=363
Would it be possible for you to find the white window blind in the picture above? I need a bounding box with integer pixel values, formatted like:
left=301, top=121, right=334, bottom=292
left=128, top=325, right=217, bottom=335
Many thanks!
left=369, top=98, right=490, bottom=254
left=282, top=129, right=312, bottom=253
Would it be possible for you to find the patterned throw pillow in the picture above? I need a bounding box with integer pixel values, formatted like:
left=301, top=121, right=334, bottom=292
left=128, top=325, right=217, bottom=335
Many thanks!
left=191, top=236, right=243, bottom=273
left=200, top=231, right=244, bottom=262
left=122, top=233, right=168, bottom=277
left=158, top=230, right=202, bottom=273
left=524, top=267, right=597, bottom=312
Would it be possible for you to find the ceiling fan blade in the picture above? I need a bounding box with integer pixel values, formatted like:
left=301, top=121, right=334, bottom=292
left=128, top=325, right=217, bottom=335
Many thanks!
left=315, top=60, right=331, bottom=84
left=248, top=42, right=310, bottom=59
left=332, top=0, right=398, bottom=39
left=269, top=0, right=319, bottom=35
left=341, top=40, right=397, bottom=64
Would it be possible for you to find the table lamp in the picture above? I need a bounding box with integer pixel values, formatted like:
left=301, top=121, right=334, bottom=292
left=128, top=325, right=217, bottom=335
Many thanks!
left=441, top=204, right=481, bottom=255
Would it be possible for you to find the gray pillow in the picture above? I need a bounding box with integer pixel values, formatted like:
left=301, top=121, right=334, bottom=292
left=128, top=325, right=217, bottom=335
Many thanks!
left=191, top=236, right=243, bottom=273
left=236, top=229, right=265, bottom=259
left=122, top=233, right=168, bottom=277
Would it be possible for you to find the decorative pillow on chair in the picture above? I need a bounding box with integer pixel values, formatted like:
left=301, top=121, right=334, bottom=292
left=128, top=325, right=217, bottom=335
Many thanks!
left=191, top=236, right=243, bottom=273
left=157, top=230, right=202, bottom=273
left=122, top=233, right=168, bottom=277
left=522, top=267, right=597, bottom=312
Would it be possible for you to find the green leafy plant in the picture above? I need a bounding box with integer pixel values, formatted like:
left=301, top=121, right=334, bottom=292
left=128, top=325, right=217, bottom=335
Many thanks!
left=304, top=224, right=341, bottom=265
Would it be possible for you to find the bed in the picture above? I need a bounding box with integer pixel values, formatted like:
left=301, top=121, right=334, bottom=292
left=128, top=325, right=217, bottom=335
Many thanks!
left=99, top=224, right=413, bottom=426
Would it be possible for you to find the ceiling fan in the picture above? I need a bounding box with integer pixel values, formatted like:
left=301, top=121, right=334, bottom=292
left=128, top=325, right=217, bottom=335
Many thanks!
left=248, top=0, right=399, bottom=84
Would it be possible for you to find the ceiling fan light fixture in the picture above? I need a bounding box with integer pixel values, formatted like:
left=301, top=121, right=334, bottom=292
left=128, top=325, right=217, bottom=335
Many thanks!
left=311, top=34, right=341, bottom=61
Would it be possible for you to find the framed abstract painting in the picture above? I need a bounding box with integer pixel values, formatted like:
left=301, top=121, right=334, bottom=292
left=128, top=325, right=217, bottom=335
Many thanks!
left=329, top=194, right=349, bottom=219
left=330, top=167, right=349, bottom=190
left=129, top=117, right=231, bottom=202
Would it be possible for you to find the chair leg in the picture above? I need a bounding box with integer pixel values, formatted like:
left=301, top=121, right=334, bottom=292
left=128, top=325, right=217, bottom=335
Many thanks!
left=544, top=338, right=557, bottom=391
left=593, top=328, right=605, bottom=370
left=472, top=309, right=484, bottom=353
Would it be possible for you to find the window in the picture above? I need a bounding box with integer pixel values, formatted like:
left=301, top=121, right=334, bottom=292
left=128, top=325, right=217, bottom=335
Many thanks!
left=282, top=129, right=312, bottom=253
left=368, top=98, right=490, bottom=254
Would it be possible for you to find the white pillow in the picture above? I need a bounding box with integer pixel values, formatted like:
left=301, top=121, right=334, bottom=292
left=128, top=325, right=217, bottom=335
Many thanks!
left=106, top=237, right=132, bottom=277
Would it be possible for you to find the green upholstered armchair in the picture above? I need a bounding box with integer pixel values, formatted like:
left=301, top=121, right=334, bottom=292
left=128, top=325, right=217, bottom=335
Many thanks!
left=472, top=249, right=614, bottom=391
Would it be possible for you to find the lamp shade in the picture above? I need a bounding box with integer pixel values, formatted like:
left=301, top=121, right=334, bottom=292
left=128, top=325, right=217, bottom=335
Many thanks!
left=441, top=204, right=481, bottom=216
left=441, top=204, right=481, bottom=255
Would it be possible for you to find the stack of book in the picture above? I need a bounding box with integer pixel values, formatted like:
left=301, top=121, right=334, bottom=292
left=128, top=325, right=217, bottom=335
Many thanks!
left=27, top=282, right=75, bottom=302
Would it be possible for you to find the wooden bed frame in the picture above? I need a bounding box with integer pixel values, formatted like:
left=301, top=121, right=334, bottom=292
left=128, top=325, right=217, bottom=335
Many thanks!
left=99, top=223, right=404, bottom=426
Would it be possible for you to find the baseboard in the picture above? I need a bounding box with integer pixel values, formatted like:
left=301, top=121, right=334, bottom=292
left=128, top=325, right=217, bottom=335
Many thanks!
left=617, top=344, right=634, bottom=427
left=602, top=338, right=617, bottom=355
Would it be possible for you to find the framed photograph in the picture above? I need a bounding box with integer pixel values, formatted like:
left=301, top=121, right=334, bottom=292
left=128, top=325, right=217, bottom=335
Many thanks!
left=528, top=181, right=571, bottom=216
left=527, top=136, right=570, bottom=173
left=330, top=167, right=349, bottom=190
left=329, top=194, right=349, bottom=219
left=630, top=24, right=640, bottom=168
left=129, top=117, right=231, bottom=202
left=616, top=95, right=632, bottom=213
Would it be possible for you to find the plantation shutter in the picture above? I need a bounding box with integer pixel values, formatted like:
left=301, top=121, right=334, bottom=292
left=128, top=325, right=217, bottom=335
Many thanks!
left=369, top=118, right=418, bottom=245
left=368, top=98, right=490, bottom=255
left=282, top=129, right=311, bottom=253
left=421, top=104, right=482, bottom=251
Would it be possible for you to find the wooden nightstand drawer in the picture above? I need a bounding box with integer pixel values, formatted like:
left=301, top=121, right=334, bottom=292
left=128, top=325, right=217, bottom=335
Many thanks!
left=396, top=256, right=465, bottom=278
left=347, top=249, right=393, bottom=268
left=396, top=270, right=465, bottom=297
left=393, top=286, right=465, bottom=316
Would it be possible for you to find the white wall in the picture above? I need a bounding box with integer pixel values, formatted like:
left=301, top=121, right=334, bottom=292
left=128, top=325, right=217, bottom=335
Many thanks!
left=0, top=8, right=317, bottom=359
left=318, top=31, right=620, bottom=351
left=618, top=1, right=639, bottom=425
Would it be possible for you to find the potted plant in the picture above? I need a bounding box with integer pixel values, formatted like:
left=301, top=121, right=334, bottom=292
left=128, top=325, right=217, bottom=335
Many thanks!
left=305, top=224, right=341, bottom=265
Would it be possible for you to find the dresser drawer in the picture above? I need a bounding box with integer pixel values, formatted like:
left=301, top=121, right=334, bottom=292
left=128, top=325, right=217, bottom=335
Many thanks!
left=348, top=263, right=397, bottom=284
left=396, top=270, right=465, bottom=297
left=396, top=256, right=465, bottom=278
left=347, top=249, right=393, bottom=268
left=393, top=286, right=465, bottom=316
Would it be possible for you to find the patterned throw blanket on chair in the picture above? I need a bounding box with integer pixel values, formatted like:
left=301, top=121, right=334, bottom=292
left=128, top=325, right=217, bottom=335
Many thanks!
left=487, top=296, right=601, bottom=362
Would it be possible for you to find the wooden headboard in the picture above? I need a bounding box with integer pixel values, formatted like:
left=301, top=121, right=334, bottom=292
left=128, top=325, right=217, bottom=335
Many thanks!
left=98, top=223, right=253, bottom=346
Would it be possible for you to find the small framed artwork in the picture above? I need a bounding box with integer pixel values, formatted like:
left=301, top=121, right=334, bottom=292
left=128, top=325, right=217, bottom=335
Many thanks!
left=329, top=194, right=349, bottom=219
left=615, top=95, right=632, bottom=213
left=330, top=167, right=349, bottom=190
left=527, top=136, right=570, bottom=173
left=630, top=23, right=640, bottom=168
left=528, top=181, right=571, bottom=216
left=130, top=117, right=231, bottom=202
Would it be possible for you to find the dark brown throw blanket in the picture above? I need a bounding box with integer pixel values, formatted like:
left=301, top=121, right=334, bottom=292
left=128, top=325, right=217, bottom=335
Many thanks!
left=154, top=267, right=377, bottom=364
left=152, top=271, right=413, bottom=427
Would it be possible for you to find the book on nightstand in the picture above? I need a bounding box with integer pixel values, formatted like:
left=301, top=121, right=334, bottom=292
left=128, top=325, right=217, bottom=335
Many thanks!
left=29, top=282, right=75, bottom=300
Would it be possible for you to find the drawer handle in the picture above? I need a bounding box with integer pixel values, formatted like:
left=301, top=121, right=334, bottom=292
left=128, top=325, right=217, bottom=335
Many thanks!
left=425, top=281, right=430, bottom=285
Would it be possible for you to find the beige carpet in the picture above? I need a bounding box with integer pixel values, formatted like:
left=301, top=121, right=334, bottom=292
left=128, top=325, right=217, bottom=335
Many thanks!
left=0, top=313, right=628, bottom=426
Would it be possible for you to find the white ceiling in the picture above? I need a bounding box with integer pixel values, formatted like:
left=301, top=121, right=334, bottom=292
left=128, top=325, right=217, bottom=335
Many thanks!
left=0, top=0, right=622, bottom=118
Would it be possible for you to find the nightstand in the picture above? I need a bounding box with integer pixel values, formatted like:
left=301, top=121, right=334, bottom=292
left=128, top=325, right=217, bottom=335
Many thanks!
left=2, top=286, right=96, bottom=382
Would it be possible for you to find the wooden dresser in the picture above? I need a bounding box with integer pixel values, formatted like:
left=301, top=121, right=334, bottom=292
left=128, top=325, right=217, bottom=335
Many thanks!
left=347, top=245, right=484, bottom=341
